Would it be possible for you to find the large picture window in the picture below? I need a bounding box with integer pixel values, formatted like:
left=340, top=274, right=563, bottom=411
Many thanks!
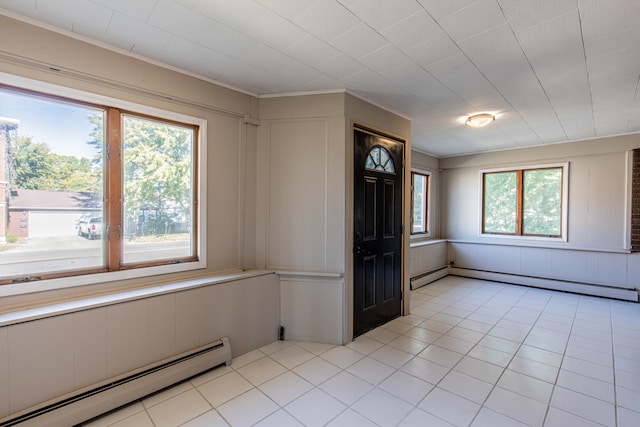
left=411, top=170, right=430, bottom=235
left=0, top=84, right=200, bottom=285
left=481, top=163, right=568, bottom=239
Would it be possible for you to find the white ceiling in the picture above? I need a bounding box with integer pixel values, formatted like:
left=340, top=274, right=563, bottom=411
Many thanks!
left=1, top=0, right=640, bottom=157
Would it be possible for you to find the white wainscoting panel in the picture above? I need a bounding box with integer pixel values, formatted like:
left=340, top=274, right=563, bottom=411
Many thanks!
left=8, top=315, right=76, bottom=414
left=280, top=275, right=343, bottom=345
left=409, top=240, right=447, bottom=278
left=0, top=326, right=9, bottom=419
left=449, top=242, right=637, bottom=296
left=73, top=307, right=108, bottom=391
left=2, top=273, right=280, bottom=420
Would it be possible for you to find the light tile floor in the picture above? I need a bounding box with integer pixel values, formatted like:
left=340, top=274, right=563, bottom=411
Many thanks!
left=81, top=276, right=640, bottom=426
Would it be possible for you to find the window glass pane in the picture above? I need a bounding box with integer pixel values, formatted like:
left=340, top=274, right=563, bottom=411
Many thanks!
left=0, top=88, right=105, bottom=280
left=412, top=173, right=427, bottom=233
left=365, top=146, right=395, bottom=173
left=483, top=171, right=517, bottom=234
left=523, top=168, right=562, bottom=236
left=121, top=115, right=194, bottom=264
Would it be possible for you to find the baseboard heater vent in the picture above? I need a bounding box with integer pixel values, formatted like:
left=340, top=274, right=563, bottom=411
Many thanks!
left=0, top=337, right=231, bottom=427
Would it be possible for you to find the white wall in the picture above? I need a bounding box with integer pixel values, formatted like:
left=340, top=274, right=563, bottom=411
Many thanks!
left=439, top=134, right=640, bottom=298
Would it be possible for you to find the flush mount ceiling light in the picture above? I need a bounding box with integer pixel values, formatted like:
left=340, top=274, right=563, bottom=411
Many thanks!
left=465, top=113, right=495, bottom=128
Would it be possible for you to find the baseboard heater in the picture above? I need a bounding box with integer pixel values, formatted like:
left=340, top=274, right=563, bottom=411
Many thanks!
left=410, top=266, right=449, bottom=290
left=0, top=337, right=231, bottom=427
left=449, top=267, right=639, bottom=302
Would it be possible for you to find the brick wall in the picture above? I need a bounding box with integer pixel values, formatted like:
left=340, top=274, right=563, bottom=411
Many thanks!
left=633, top=149, right=640, bottom=252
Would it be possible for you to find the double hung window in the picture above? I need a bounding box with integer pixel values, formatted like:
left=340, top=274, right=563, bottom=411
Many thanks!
left=0, top=84, right=201, bottom=285
left=481, top=163, right=568, bottom=240
left=411, top=170, right=430, bottom=235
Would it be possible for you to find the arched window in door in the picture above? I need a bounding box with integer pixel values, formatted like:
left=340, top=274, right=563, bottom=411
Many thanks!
left=365, top=146, right=396, bottom=174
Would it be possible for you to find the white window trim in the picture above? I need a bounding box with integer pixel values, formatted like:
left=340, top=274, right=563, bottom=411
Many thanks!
left=0, top=73, right=207, bottom=298
left=410, top=168, right=431, bottom=239
left=478, top=162, right=569, bottom=242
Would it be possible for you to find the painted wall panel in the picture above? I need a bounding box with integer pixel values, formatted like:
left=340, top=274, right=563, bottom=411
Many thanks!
left=8, top=316, right=75, bottom=413
left=106, top=299, right=150, bottom=378
left=409, top=241, right=447, bottom=277
left=206, top=114, right=244, bottom=271
left=148, top=294, right=176, bottom=363
left=73, top=307, right=108, bottom=390
left=175, top=289, right=202, bottom=354
left=267, top=119, right=329, bottom=270
left=199, top=274, right=280, bottom=357
left=0, top=327, right=8, bottom=419
left=280, top=277, right=343, bottom=345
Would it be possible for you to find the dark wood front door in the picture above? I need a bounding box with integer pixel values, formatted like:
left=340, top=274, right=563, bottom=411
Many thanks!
left=353, top=128, right=404, bottom=338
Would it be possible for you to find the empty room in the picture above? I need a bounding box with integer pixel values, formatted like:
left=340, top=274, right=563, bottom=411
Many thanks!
left=0, top=1, right=639, bottom=426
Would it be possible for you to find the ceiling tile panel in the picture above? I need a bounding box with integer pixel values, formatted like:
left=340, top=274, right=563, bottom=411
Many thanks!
left=457, top=23, right=520, bottom=59
left=438, top=0, right=506, bottom=41
left=314, top=52, right=365, bottom=79
left=580, top=3, right=640, bottom=56
left=175, top=0, right=198, bottom=7
left=399, top=75, right=463, bottom=108
left=155, top=35, right=222, bottom=74
left=243, top=44, right=291, bottom=74
left=148, top=0, right=214, bottom=43
left=0, top=0, right=35, bottom=14
left=358, top=44, right=411, bottom=74
left=199, top=23, right=261, bottom=59
left=500, top=0, right=578, bottom=32
left=381, top=10, right=442, bottom=51
left=245, top=11, right=309, bottom=51
left=283, top=34, right=340, bottom=66
left=275, top=59, right=328, bottom=88
left=342, top=68, right=401, bottom=95
left=304, top=75, right=346, bottom=91
left=426, top=54, right=504, bottom=107
left=330, top=22, right=388, bottom=59
left=193, top=0, right=267, bottom=31
left=515, top=11, right=591, bottom=116
left=294, top=0, right=361, bottom=40
left=36, top=0, right=111, bottom=34
left=406, top=35, right=461, bottom=68
left=583, top=27, right=640, bottom=59
left=579, top=0, right=639, bottom=21
left=256, top=0, right=318, bottom=21
left=339, top=0, right=422, bottom=30
left=381, top=61, right=430, bottom=87
left=105, top=12, right=172, bottom=53
left=416, top=0, right=479, bottom=21
left=91, top=0, right=159, bottom=22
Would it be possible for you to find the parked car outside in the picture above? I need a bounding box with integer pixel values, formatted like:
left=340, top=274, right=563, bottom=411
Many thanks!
left=77, top=216, right=102, bottom=240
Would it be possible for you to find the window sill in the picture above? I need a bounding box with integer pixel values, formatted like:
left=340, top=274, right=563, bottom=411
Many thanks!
left=448, top=239, right=632, bottom=254
left=0, top=270, right=275, bottom=328
left=410, top=239, right=447, bottom=248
